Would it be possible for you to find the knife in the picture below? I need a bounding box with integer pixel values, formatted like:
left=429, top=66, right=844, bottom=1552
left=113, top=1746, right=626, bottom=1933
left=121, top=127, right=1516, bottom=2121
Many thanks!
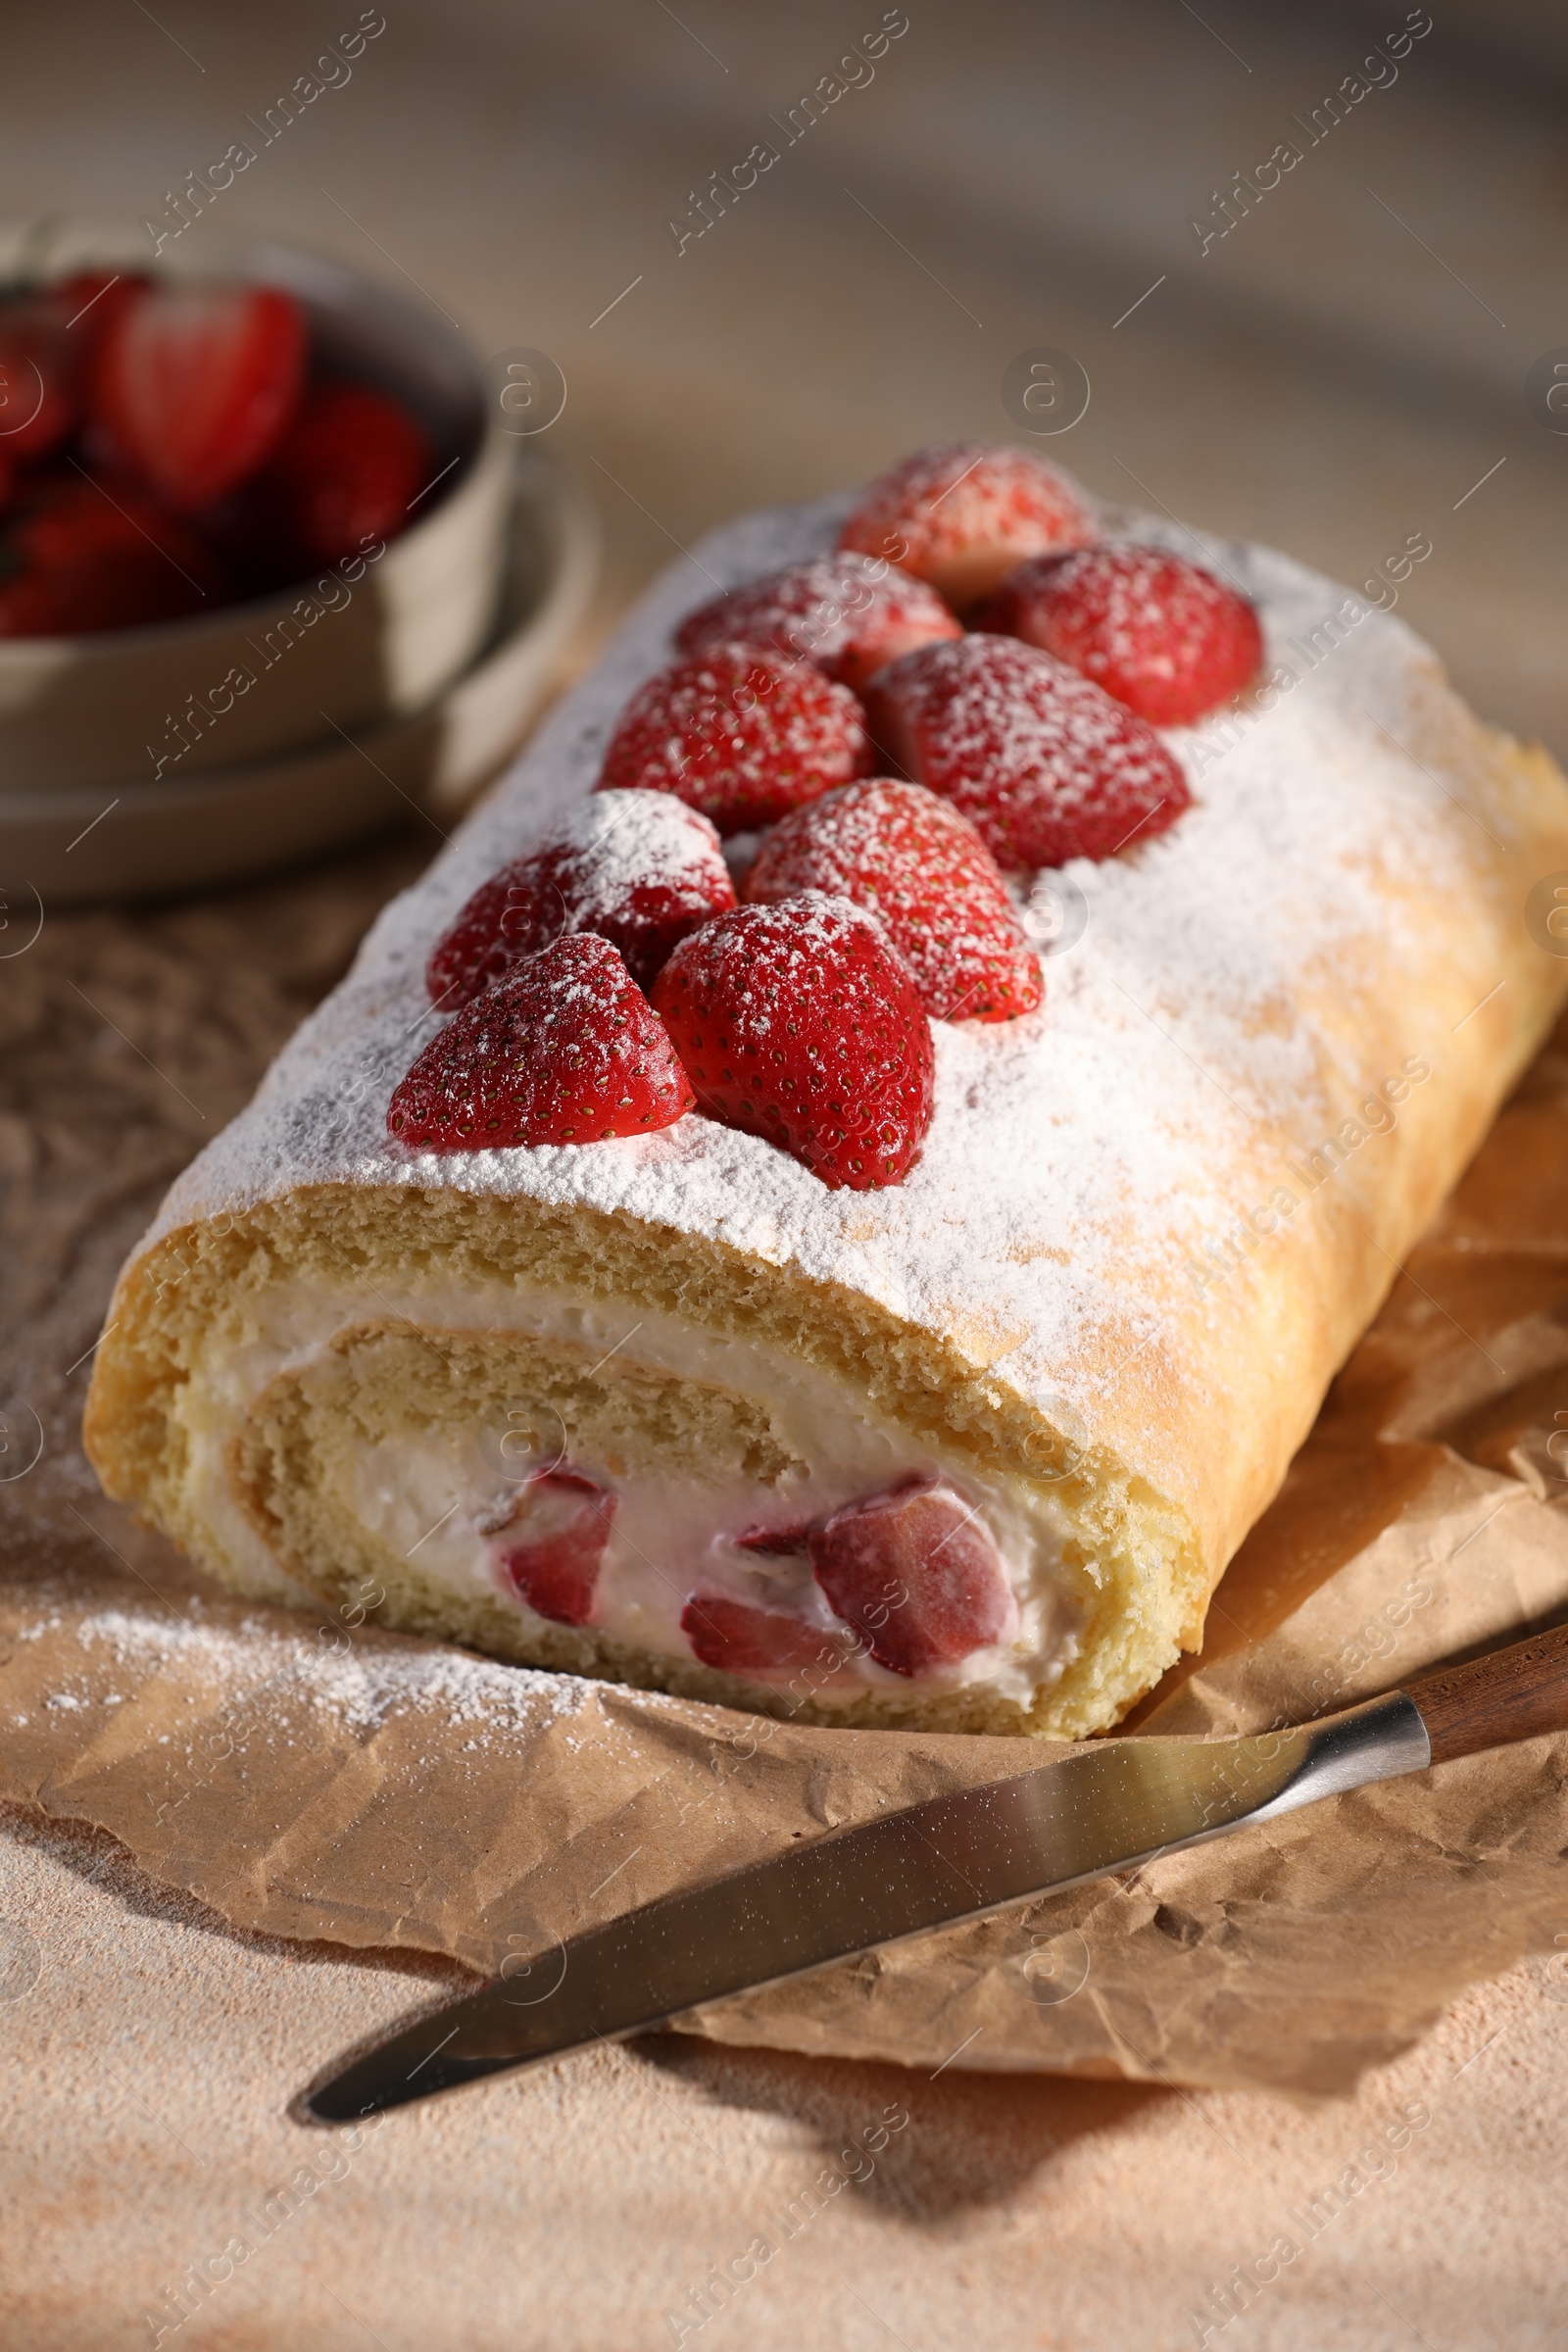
left=302, top=1617, right=1568, bottom=2123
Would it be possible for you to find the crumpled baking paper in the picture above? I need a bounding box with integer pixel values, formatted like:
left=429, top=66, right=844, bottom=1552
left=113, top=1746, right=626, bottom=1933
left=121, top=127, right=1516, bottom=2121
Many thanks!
left=4, top=1017, right=1567, bottom=2102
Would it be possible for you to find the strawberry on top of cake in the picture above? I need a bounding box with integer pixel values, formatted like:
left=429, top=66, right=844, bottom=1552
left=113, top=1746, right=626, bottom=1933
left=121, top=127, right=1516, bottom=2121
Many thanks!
left=396, top=440, right=1263, bottom=1196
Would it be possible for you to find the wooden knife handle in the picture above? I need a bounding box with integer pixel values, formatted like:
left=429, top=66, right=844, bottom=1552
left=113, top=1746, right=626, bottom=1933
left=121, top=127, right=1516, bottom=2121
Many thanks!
left=1402, top=1619, right=1568, bottom=1765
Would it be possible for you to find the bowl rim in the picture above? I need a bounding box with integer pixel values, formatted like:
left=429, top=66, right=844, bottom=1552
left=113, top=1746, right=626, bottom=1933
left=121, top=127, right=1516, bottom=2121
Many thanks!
left=0, top=455, right=603, bottom=905
left=0, top=218, right=509, bottom=662
left=0, top=451, right=598, bottom=809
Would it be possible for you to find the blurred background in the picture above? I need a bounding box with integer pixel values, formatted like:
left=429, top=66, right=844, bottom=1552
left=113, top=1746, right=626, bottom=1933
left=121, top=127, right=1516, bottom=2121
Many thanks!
left=4, top=0, right=1563, bottom=748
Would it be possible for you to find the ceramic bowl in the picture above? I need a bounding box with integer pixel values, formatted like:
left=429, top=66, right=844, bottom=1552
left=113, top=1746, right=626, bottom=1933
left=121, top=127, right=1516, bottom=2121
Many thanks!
left=0, top=451, right=599, bottom=903
left=0, top=220, right=515, bottom=793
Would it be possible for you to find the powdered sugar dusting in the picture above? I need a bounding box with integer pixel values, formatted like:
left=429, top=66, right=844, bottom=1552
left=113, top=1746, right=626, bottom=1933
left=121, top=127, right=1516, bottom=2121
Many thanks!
left=995, top=544, right=1263, bottom=727
left=868, top=632, right=1188, bottom=865
left=66, top=1601, right=648, bottom=1749
left=392, top=933, right=692, bottom=1149
left=599, top=642, right=872, bottom=832
left=427, top=789, right=733, bottom=1005
left=655, top=892, right=934, bottom=1189
left=553, top=789, right=726, bottom=906
left=127, top=482, right=1548, bottom=1516
left=838, top=442, right=1099, bottom=583
left=675, top=553, right=958, bottom=682
left=745, top=777, right=1040, bottom=1022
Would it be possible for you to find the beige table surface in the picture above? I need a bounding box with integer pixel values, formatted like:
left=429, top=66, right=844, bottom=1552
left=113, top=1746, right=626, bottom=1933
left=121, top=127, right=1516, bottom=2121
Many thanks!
left=3, top=6, right=1567, bottom=2346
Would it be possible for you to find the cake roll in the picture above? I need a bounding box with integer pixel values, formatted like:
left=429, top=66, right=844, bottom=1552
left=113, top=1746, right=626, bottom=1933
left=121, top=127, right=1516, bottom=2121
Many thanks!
left=84, top=456, right=1568, bottom=1739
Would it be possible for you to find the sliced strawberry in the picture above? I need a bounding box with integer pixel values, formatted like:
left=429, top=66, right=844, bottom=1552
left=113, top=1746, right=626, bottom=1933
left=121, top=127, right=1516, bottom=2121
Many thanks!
left=252, top=379, right=434, bottom=571
left=744, top=777, right=1041, bottom=1024
left=984, top=545, right=1263, bottom=726
left=808, top=1479, right=1016, bottom=1676
left=0, top=474, right=223, bottom=637
left=652, top=894, right=934, bottom=1191
left=680, top=1589, right=850, bottom=1674
left=89, top=281, right=307, bottom=512
left=864, top=634, right=1190, bottom=870
left=597, top=644, right=873, bottom=835
left=732, top=1522, right=813, bottom=1556
left=838, top=442, right=1098, bottom=610
left=388, top=933, right=695, bottom=1152
left=0, top=294, right=80, bottom=461
left=427, top=791, right=736, bottom=1008
left=674, top=555, right=960, bottom=694
left=495, top=1468, right=614, bottom=1627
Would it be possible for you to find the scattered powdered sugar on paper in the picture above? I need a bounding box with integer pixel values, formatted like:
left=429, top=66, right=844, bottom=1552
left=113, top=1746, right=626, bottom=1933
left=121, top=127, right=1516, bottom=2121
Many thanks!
left=69, top=1603, right=636, bottom=1748
left=130, top=486, right=1528, bottom=1451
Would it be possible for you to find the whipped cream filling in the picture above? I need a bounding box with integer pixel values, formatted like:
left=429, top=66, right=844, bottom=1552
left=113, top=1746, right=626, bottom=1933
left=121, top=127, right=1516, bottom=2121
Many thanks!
left=179, top=1277, right=1082, bottom=1703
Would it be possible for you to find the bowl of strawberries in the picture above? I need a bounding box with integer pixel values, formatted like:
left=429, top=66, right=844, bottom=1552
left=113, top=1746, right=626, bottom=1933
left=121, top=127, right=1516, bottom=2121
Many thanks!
left=0, top=220, right=519, bottom=798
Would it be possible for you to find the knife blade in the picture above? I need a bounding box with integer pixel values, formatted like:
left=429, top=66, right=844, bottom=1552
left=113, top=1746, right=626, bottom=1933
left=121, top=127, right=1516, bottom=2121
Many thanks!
left=304, top=1688, right=1431, bottom=2122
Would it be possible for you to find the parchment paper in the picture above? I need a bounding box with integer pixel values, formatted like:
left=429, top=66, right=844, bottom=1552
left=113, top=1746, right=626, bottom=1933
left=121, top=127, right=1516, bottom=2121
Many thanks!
left=4, top=970, right=1568, bottom=2102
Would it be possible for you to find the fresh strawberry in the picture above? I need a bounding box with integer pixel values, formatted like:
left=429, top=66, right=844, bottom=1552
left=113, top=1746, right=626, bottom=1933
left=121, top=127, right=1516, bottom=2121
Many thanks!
left=651, top=895, right=934, bottom=1191
left=674, top=555, right=960, bottom=693
left=0, top=293, right=79, bottom=461
left=387, top=933, right=695, bottom=1151
left=597, top=644, right=873, bottom=835
left=253, top=379, right=434, bottom=571
left=0, top=269, right=140, bottom=463
left=0, top=474, right=223, bottom=636
left=864, top=634, right=1190, bottom=870
left=52, top=269, right=150, bottom=361
left=983, top=544, right=1263, bottom=726
left=494, top=1468, right=614, bottom=1626
left=838, top=441, right=1098, bottom=610
left=744, top=777, right=1041, bottom=1023
left=808, top=1478, right=1016, bottom=1675
left=427, top=791, right=736, bottom=1008
left=680, top=1589, right=850, bottom=1674
left=89, top=281, right=307, bottom=512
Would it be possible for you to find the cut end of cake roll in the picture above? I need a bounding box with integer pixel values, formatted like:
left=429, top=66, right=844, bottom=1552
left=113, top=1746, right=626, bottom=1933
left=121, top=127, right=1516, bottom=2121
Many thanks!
left=84, top=1183, right=1206, bottom=1740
